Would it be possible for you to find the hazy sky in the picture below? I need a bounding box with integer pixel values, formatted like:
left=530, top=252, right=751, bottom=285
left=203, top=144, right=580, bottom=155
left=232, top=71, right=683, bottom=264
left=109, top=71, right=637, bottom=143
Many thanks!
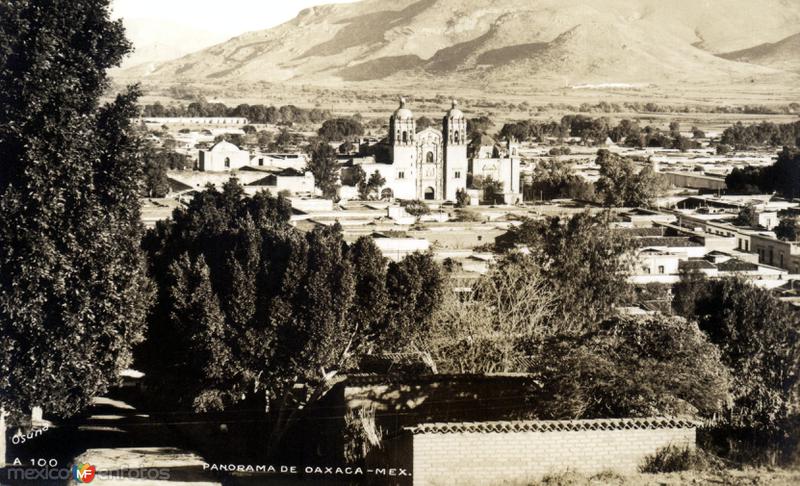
left=112, top=0, right=359, bottom=38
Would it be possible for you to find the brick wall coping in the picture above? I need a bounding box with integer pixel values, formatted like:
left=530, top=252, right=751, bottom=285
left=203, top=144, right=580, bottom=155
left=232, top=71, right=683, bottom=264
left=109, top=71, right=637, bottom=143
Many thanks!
left=404, top=417, right=698, bottom=435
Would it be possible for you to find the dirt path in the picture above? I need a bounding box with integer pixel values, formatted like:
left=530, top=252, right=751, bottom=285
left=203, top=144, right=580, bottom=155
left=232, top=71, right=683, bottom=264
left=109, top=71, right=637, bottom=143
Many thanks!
left=2, top=395, right=223, bottom=486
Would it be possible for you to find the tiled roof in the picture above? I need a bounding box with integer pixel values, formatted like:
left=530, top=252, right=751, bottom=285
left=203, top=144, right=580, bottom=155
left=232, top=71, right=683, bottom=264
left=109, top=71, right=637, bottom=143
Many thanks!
left=717, top=259, right=759, bottom=272
left=404, top=418, right=698, bottom=435
left=679, top=259, right=716, bottom=270
left=637, top=237, right=702, bottom=248
left=618, top=227, right=665, bottom=237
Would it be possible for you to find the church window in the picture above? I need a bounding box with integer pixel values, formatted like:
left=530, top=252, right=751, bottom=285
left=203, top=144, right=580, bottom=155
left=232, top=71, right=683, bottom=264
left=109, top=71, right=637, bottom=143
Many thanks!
left=454, top=131, right=460, bottom=144
left=224, top=157, right=231, bottom=168
left=426, top=152, right=434, bottom=163
left=455, top=171, right=461, bottom=179
left=397, top=171, right=405, bottom=179
left=402, top=131, right=408, bottom=144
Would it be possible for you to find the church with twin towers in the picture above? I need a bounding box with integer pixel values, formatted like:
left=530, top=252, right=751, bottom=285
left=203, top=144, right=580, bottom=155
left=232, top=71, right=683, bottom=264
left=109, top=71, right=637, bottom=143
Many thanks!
left=349, top=98, right=470, bottom=202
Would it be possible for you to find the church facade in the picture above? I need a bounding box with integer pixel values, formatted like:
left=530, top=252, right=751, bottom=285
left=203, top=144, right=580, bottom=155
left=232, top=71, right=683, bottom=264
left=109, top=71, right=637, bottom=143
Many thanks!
left=349, top=99, right=469, bottom=202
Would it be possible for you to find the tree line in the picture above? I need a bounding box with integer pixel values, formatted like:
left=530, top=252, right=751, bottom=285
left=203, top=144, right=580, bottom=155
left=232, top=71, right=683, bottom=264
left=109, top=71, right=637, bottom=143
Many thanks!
left=142, top=101, right=333, bottom=126
left=720, top=121, right=800, bottom=149
left=726, top=147, right=800, bottom=197
left=523, top=150, right=669, bottom=207
left=499, top=116, right=703, bottom=150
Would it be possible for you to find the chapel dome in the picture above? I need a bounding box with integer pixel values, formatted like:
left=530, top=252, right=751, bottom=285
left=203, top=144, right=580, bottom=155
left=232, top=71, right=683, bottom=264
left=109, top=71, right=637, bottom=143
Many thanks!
left=210, top=140, right=241, bottom=152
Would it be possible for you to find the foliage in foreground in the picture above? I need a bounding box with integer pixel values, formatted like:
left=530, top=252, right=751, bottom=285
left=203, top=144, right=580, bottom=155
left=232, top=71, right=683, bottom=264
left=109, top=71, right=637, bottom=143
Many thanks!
left=640, top=445, right=713, bottom=474
left=0, top=0, right=150, bottom=418
left=526, top=316, right=730, bottom=420
left=673, top=273, right=800, bottom=464
left=140, top=181, right=444, bottom=452
left=674, top=276, right=800, bottom=434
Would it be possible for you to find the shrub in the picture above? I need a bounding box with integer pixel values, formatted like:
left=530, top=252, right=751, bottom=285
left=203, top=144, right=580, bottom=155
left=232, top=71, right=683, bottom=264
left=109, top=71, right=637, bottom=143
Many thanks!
left=455, top=188, right=471, bottom=208
left=640, top=445, right=709, bottom=473
left=403, top=199, right=431, bottom=217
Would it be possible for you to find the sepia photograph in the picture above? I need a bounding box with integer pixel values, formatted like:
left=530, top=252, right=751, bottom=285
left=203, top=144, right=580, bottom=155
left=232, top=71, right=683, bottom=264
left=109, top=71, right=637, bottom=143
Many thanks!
left=1, top=0, right=799, bottom=484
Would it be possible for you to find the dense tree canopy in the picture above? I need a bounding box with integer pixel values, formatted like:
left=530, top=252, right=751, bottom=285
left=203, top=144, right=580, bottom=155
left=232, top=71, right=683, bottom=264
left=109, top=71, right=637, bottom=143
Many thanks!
left=524, top=159, right=595, bottom=201
left=142, top=145, right=188, bottom=198
left=595, top=150, right=669, bottom=207
left=721, top=121, right=800, bottom=148
left=318, top=118, right=364, bottom=142
left=0, top=0, right=151, bottom=418
left=733, top=203, right=760, bottom=228
left=141, top=182, right=445, bottom=451
left=775, top=216, right=800, bottom=242
left=724, top=147, right=800, bottom=198
left=527, top=315, right=730, bottom=420
left=467, top=116, right=494, bottom=139
left=674, top=276, right=800, bottom=442
left=496, top=212, right=635, bottom=332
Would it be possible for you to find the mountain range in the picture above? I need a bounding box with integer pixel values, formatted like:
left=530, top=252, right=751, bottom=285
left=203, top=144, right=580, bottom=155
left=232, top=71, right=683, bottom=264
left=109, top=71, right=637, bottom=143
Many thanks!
left=117, top=0, right=800, bottom=89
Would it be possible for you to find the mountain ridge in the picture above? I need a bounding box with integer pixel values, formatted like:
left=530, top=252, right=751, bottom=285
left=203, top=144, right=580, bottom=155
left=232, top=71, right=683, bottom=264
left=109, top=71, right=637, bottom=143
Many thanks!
left=117, top=0, right=800, bottom=88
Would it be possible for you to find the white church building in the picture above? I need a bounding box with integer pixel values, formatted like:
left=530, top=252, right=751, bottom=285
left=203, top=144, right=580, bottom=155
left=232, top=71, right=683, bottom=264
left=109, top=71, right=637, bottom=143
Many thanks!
left=344, top=99, right=469, bottom=202
left=343, top=99, right=523, bottom=204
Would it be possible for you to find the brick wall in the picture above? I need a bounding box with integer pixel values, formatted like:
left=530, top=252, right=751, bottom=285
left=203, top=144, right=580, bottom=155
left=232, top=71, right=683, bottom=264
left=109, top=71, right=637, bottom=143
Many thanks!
left=402, top=418, right=696, bottom=486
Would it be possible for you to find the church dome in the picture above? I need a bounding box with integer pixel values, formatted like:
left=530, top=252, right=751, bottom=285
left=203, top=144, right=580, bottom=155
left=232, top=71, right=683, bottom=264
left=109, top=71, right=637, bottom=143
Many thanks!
left=210, top=140, right=240, bottom=152
left=393, top=97, right=414, bottom=120
left=446, top=100, right=464, bottom=119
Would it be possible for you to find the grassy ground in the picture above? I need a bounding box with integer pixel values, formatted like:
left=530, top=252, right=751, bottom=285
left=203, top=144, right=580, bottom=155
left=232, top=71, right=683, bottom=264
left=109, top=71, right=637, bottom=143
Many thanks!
left=529, top=468, right=800, bottom=486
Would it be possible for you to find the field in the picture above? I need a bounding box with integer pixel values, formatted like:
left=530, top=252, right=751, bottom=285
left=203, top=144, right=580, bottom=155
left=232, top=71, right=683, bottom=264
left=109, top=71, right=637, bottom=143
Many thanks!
left=124, top=78, right=799, bottom=136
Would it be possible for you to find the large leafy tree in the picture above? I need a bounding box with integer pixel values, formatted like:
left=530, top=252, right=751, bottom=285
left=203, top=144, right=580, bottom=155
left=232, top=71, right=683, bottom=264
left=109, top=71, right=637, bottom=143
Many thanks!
left=775, top=216, right=800, bottom=242
left=0, top=0, right=150, bottom=435
left=595, top=150, right=668, bottom=207
left=525, top=158, right=595, bottom=201
left=733, top=203, right=760, bottom=228
left=307, top=141, right=340, bottom=199
left=497, top=212, right=635, bottom=332
left=141, top=182, right=444, bottom=455
left=426, top=254, right=555, bottom=374
left=674, top=277, right=800, bottom=442
left=527, top=315, right=730, bottom=420
left=382, top=252, right=445, bottom=351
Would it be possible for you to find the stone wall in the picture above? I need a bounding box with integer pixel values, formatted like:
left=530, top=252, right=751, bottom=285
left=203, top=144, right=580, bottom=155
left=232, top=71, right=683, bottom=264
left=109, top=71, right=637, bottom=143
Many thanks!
left=399, top=418, right=696, bottom=486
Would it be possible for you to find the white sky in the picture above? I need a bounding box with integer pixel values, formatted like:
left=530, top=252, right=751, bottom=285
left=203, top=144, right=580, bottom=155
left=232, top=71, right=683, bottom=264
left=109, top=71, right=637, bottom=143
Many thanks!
left=112, top=0, right=359, bottom=38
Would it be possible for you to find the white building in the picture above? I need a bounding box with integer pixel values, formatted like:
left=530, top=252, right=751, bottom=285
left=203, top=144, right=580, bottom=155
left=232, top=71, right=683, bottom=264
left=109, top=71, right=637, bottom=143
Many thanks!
left=345, top=99, right=469, bottom=202
left=471, top=140, right=522, bottom=205
left=198, top=141, right=251, bottom=172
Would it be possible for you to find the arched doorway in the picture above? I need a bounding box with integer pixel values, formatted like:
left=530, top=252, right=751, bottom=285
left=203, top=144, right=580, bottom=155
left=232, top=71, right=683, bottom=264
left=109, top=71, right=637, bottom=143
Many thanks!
left=424, top=187, right=435, bottom=200
left=381, top=188, right=394, bottom=200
